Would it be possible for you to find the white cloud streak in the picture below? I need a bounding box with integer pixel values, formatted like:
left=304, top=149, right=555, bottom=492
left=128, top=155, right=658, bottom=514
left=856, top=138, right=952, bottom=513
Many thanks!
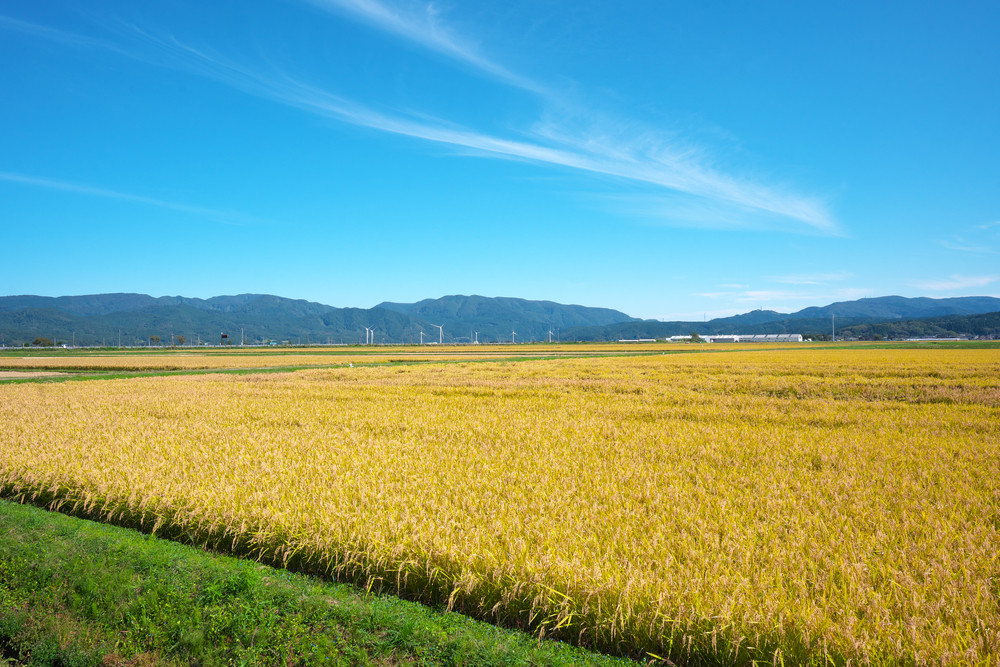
left=913, top=274, right=999, bottom=292
left=695, top=286, right=875, bottom=314
left=3, top=7, right=839, bottom=235
left=0, top=171, right=264, bottom=225
left=768, top=271, right=854, bottom=285
left=0, top=14, right=115, bottom=50
left=940, top=239, right=996, bottom=254
left=736, top=290, right=815, bottom=304
left=105, top=29, right=840, bottom=233
left=301, top=0, right=542, bottom=93
left=295, top=1, right=837, bottom=233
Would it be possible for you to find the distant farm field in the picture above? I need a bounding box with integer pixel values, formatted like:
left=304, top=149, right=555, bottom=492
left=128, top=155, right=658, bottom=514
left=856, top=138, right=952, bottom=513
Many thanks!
left=2, top=347, right=998, bottom=664
left=0, top=343, right=683, bottom=372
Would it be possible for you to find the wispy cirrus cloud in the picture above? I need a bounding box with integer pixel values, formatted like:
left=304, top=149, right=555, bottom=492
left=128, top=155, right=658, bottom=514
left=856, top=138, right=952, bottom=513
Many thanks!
left=695, top=288, right=811, bottom=304
left=940, top=238, right=996, bottom=254
left=768, top=271, right=854, bottom=285
left=659, top=307, right=750, bottom=321
left=912, top=274, right=998, bottom=292
left=938, top=219, right=999, bottom=254
left=593, top=183, right=834, bottom=234
left=735, top=290, right=816, bottom=304
left=0, top=14, right=118, bottom=51
left=94, top=26, right=841, bottom=234
left=300, top=0, right=542, bottom=93
left=2, top=6, right=839, bottom=235
left=0, top=171, right=265, bottom=225
left=296, top=0, right=838, bottom=233
left=692, top=288, right=816, bottom=315
left=695, top=285, right=874, bottom=313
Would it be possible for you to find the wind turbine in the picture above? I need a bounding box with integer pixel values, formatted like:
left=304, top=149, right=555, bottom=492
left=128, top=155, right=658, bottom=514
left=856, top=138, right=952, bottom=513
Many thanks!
left=511, top=329, right=517, bottom=344
left=473, top=331, right=479, bottom=344
left=432, top=324, right=443, bottom=345
left=547, top=329, right=554, bottom=343
left=369, top=327, right=377, bottom=346
left=419, top=331, right=425, bottom=345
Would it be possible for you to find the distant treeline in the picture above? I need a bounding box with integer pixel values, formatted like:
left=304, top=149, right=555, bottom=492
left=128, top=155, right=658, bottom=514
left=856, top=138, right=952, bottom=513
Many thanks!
left=562, top=311, right=1000, bottom=341
left=832, top=311, right=1000, bottom=340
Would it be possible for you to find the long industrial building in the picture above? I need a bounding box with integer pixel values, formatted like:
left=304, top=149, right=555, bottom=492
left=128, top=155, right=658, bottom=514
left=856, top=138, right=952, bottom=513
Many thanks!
left=707, top=334, right=803, bottom=343
left=665, top=334, right=804, bottom=343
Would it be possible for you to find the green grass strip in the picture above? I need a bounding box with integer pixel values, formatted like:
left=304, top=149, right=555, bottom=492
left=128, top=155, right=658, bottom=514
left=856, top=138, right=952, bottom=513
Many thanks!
left=0, top=499, right=640, bottom=667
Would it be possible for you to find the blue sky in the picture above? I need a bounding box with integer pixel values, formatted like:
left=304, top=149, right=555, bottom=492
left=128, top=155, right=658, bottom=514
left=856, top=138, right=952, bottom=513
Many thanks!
left=2, top=1, right=998, bottom=320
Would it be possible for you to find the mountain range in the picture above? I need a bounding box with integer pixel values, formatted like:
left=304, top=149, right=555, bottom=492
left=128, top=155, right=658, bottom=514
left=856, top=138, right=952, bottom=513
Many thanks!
left=562, top=295, right=1000, bottom=341
left=1, top=293, right=998, bottom=347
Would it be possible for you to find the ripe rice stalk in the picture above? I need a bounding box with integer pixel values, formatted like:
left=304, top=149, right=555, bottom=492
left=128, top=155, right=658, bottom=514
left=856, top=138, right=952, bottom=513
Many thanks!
left=1, top=348, right=998, bottom=663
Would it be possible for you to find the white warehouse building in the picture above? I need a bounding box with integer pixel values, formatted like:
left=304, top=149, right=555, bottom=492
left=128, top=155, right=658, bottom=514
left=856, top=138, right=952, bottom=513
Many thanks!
left=703, top=334, right=803, bottom=343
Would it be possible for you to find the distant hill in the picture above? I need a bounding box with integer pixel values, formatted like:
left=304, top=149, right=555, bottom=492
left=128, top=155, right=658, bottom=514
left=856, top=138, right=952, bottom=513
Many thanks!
left=376, top=295, right=638, bottom=342
left=0, top=293, right=335, bottom=318
left=835, top=310, right=1000, bottom=340
left=789, top=295, right=1000, bottom=320
left=562, top=296, right=1000, bottom=341
left=0, top=293, right=163, bottom=317
left=0, top=293, right=640, bottom=347
left=0, top=294, right=426, bottom=347
left=1, top=293, right=998, bottom=347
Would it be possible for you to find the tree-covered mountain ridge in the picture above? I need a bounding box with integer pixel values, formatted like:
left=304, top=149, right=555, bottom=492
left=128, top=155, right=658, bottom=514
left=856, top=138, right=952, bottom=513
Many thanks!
left=1, top=293, right=998, bottom=346
left=0, top=293, right=637, bottom=346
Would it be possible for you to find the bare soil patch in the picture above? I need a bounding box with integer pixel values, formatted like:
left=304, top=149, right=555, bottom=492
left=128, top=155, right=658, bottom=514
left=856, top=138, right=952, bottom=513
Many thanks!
left=0, top=370, right=66, bottom=379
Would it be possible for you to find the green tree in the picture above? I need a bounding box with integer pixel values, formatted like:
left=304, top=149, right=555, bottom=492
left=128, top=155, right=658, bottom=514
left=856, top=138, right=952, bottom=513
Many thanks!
left=150, top=335, right=161, bottom=346
left=176, top=335, right=186, bottom=346
left=31, top=337, right=54, bottom=347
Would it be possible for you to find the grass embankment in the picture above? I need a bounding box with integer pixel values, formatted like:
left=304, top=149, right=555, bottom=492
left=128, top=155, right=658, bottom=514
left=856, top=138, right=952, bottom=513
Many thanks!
left=0, top=499, right=636, bottom=666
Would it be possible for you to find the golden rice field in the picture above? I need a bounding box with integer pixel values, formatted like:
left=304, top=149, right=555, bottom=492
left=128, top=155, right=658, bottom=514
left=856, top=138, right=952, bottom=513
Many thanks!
left=0, top=343, right=672, bottom=371
left=0, top=352, right=487, bottom=371
left=2, top=347, right=998, bottom=665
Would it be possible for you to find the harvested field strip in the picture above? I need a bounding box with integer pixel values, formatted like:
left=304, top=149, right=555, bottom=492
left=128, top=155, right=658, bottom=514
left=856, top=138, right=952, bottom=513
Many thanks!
left=0, top=342, right=801, bottom=372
